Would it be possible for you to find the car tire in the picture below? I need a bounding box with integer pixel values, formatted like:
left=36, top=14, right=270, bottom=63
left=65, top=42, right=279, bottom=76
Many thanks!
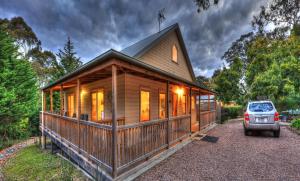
left=274, top=129, right=280, bottom=138
left=244, top=129, right=250, bottom=136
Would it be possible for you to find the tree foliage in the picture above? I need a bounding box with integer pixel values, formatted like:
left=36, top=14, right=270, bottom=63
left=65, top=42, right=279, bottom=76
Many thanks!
left=214, top=0, right=300, bottom=111
left=0, top=29, right=38, bottom=140
left=0, top=17, right=39, bottom=55
left=53, top=37, right=82, bottom=80
left=194, top=0, right=219, bottom=13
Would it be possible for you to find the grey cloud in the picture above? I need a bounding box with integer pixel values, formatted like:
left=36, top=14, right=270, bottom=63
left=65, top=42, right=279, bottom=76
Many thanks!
left=0, top=0, right=268, bottom=77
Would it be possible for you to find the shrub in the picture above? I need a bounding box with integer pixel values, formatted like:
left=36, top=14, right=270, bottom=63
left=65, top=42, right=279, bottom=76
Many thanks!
left=291, top=119, right=300, bottom=130
left=221, top=105, right=243, bottom=123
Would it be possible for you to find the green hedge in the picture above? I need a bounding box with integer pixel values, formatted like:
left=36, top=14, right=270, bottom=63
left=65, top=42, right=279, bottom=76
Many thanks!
left=291, top=119, right=300, bottom=130
left=221, top=105, right=243, bottom=123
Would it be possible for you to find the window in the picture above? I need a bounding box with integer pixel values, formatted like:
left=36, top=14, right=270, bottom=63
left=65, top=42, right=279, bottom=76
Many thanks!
left=140, top=90, right=150, bottom=121
left=172, top=45, right=178, bottom=63
left=91, top=89, right=104, bottom=121
left=159, top=93, right=166, bottom=119
left=67, top=94, right=74, bottom=117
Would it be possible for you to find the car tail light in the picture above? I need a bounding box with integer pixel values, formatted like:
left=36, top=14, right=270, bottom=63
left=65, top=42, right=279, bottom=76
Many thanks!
left=274, top=112, right=279, bottom=121
left=244, top=112, right=250, bottom=121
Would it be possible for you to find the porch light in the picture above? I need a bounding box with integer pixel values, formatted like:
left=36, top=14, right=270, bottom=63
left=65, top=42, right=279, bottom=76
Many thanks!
left=176, top=88, right=184, bottom=96
left=81, top=90, right=87, bottom=97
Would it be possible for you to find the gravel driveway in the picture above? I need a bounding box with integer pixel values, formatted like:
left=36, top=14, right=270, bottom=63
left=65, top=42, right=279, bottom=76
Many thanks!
left=137, top=120, right=300, bottom=181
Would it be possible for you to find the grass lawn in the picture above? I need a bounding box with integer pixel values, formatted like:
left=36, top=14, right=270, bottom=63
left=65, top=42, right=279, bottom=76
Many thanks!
left=1, top=145, right=87, bottom=181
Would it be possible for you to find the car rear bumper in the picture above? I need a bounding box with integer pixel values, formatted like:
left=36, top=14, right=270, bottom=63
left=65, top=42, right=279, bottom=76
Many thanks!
left=244, top=121, right=280, bottom=131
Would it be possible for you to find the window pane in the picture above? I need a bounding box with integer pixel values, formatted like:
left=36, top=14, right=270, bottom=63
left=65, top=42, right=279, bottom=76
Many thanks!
left=159, top=93, right=166, bottom=119
left=91, top=93, right=97, bottom=121
left=68, top=95, right=74, bottom=117
left=140, top=90, right=150, bottom=121
left=172, top=45, right=178, bottom=62
left=97, top=91, right=104, bottom=120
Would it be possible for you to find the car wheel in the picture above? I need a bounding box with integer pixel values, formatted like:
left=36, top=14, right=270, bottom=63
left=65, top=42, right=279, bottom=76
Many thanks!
left=244, top=129, right=250, bottom=136
left=274, top=129, right=280, bottom=138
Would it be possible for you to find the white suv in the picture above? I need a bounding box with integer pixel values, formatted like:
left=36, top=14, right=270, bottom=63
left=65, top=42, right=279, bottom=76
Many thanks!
left=243, top=101, right=280, bottom=137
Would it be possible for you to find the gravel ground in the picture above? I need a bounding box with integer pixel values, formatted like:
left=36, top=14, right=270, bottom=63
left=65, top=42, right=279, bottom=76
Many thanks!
left=137, top=120, right=300, bottom=181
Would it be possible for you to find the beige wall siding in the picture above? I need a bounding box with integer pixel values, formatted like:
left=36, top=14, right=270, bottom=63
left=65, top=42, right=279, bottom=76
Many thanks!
left=64, top=74, right=125, bottom=121
left=124, top=73, right=166, bottom=124
left=124, top=73, right=191, bottom=124
left=139, top=31, right=193, bottom=82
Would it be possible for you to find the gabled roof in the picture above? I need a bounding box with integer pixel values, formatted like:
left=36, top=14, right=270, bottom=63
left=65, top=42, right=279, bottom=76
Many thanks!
left=42, top=49, right=214, bottom=93
left=121, top=24, right=177, bottom=57
left=42, top=23, right=214, bottom=93
left=121, top=23, right=197, bottom=82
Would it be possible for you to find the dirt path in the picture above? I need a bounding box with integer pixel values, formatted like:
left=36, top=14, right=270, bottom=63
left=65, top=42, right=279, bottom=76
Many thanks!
left=137, top=120, right=300, bottom=181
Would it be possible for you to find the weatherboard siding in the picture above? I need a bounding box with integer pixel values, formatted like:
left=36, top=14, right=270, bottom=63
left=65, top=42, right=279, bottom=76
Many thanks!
left=124, top=73, right=165, bottom=124
left=139, top=31, right=193, bottom=82
left=64, top=74, right=125, bottom=121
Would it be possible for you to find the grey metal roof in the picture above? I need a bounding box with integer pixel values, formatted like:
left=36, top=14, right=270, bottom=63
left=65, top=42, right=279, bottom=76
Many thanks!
left=121, top=23, right=177, bottom=57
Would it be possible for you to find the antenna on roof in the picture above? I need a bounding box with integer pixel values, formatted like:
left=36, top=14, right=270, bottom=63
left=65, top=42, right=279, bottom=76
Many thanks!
left=158, top=8, right=166, bottom=32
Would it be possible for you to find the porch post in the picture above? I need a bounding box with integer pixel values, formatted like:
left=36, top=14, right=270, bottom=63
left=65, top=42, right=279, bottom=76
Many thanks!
left=166, top=81, right=170, bottom=147
left=208, top=94, right=211, bottom=111
left=189, top=87, right=192, bottom=134
left=198, top=90, right=201, bottom=131
left=112, top=65, right=118, bottom=178
left=50, top=89, right=53, bottom=113
left=76, top=79, right=81, bottom=151
left=60, top=84, right=63, bottom=116
left=41, top=90, right=46, bottom=149
left=208, top=94, right=211, bottom=124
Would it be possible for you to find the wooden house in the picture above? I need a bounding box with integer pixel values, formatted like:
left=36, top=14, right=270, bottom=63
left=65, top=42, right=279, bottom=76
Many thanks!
left=40, top=23, right=216, bottom=180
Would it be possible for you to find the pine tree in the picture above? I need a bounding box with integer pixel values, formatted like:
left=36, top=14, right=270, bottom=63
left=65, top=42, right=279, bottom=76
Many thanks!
left=0, top=29, right=38, bottom=140
left=55, top=37, right=82, bottom=79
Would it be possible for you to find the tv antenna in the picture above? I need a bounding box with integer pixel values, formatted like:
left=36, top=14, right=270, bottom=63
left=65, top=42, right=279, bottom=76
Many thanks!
left=158, top=8, right=166, bottom=32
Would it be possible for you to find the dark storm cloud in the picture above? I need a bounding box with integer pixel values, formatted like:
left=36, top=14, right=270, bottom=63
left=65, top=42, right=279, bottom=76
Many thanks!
left=0, top=0, right=268, bottom=77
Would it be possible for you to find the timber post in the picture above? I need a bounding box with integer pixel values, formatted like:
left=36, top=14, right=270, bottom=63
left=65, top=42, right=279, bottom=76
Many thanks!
left=50, top=89, right=53, bottom=113
left=60, top=84, right=63, bottom=116
left=166, top=81, right=170, bottom=148
left=41, top=90, right=46, bottom=149
left=189, top=87, right=192, bottom=134
left=198, top=90, right=201, bottom=132
left=76, top=79, right=81, bottom=152
left=111, top=65, right=118, bottom=178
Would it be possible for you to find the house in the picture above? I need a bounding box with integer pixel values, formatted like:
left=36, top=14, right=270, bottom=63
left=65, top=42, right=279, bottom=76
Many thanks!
left=40, top=23, right=216, bottom=180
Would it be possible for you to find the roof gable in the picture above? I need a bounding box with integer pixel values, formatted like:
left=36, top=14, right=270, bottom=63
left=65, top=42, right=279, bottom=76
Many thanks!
left=121, top=23, right=196, bottom=82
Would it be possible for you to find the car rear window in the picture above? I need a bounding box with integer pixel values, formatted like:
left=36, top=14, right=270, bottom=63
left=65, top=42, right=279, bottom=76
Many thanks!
left=249, top=102, right=274, bottom=112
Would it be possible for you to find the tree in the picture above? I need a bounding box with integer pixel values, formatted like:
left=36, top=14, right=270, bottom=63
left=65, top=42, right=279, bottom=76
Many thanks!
left=0, top=29, right=38, bottom=140
left=252, top=0, right=300, bottom=34
left=0, top=17, right=39, bottom=55
left=54, top=37, right=82, bottom=80
left=212, top=58, right=244, bottom=104
left=194, top=0, right=219, bottom=13
left=27, top=43, right=58, bottom=86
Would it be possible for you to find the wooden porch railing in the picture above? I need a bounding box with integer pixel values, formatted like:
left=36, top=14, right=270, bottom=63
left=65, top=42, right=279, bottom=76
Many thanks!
left=40, top=112, right=192, bottom=176
left=200, top=110, right=216, bottom=129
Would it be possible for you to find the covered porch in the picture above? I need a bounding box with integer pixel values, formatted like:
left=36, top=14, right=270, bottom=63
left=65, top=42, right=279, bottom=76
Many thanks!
left=40, top=53, right=216, bottom=179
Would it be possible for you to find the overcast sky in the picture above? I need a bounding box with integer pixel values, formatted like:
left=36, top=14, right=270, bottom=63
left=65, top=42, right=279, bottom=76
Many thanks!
left=0, top=0, right=268, bottom=77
